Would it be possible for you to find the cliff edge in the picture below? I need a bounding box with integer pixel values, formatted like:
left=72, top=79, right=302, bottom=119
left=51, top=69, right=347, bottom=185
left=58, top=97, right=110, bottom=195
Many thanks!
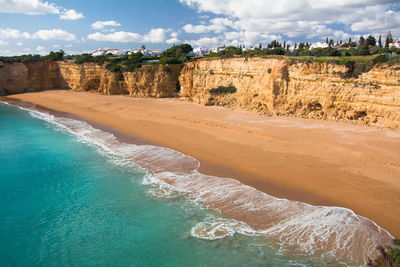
left=179, top=58, right=400, bottom=130
left=0, top=61, right=181, bottom=98
left=1, top=58, right=399, bottom=129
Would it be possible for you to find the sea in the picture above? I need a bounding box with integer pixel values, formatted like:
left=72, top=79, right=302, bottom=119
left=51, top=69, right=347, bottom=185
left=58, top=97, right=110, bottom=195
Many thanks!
left=0, top=102, right=393, bottom=266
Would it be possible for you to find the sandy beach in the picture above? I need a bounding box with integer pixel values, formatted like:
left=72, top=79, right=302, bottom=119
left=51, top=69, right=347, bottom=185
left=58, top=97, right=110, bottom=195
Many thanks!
left=3, top=90, right=400, bottom=238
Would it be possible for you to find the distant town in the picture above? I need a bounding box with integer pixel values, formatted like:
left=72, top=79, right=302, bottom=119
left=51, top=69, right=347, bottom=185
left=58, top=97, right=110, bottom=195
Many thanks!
left=92, top=39, right=400, bottom=58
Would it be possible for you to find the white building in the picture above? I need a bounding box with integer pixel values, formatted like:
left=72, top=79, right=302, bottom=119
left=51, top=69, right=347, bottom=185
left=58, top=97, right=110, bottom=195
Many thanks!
left=149, top=49, right=163, bottom=57
left=389, top=42, right=400, bottom=48
left=310, top=42, right=329, bottom=49
left=92, top=50, right=106, bottom=56
left=210, top=47, right=225, bottom=53
left=191, top=47, right=210, bottom=56
left=92, top=49, right=125, bottom=56
left=104, top=49, right=125, bottom=56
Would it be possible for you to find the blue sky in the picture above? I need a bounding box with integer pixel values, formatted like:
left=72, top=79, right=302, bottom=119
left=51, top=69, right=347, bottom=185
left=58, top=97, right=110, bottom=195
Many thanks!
left=0, top=0, right=399, bottom=55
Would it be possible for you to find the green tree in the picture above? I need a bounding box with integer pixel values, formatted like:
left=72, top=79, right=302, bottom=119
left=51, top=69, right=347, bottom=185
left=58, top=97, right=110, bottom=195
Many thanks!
left=358, top=43, right=370, bottom=55
left=45, top=50, right=65, bottom=61
left=218, top=46, right=242, bottom=57
left=359, top=36, right=365, bottom=47
left=385, top=31, right=393, bottom=48
left=161, top=43, right=193, bottom=58
left=366, top=35, right=376, bottom=47
left=267, top=40, right=282, bottom=49
left=378, top=35, right=382, bottom=47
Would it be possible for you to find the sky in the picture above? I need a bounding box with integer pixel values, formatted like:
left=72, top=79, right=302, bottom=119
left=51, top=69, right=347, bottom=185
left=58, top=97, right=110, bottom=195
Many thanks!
left=0, top=0, right=399, bottom=56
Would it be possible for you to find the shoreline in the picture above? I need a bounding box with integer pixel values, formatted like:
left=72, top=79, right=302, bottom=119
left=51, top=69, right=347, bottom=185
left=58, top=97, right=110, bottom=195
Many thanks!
left=2, top=90, right=399, bottom=239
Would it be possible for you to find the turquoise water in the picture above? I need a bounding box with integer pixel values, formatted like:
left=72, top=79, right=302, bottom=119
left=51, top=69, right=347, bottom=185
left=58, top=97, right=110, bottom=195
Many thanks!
left=0, top=103, right=308, bottom=266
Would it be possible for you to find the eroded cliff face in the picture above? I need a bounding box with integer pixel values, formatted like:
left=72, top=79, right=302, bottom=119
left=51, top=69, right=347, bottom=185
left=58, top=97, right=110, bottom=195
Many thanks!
left=0, top=61, right=67, bottom=94
left=1, top=58, right=399, bottom=129
left=0, top=61, right=181, bottom=98
left=57, top=62, right=181, bottom=97
left=179, top=58, right=400, bottom=130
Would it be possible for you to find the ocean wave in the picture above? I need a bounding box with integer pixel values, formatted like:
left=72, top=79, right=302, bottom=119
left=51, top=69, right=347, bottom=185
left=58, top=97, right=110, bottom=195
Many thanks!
left=7, top=102, right=394, bottom=266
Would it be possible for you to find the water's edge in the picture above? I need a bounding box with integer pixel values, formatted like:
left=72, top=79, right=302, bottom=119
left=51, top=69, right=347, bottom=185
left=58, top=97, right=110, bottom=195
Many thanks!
left=0, top=99, right=393, bottom=266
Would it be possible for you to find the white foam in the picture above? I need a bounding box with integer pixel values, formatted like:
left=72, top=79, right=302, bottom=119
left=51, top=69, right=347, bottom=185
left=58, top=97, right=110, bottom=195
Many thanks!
left=10, top=104, right=394, bottom=265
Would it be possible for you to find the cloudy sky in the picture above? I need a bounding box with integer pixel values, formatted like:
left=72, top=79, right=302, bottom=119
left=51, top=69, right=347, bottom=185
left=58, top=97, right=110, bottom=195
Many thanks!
left=0, top=0, right=399, bottom=55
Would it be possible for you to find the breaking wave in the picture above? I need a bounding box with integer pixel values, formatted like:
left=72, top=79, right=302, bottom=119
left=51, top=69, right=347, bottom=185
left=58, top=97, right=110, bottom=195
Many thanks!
left=8, top=103, right=394, bottom=266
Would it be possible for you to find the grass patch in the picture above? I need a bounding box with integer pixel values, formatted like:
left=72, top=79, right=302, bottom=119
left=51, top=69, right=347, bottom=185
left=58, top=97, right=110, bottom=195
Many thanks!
left=209, top=85, right=237, bottom=94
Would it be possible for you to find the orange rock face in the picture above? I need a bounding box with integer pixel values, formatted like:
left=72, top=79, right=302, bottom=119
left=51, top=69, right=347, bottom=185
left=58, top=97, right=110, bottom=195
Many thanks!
left=1, top=58, right=399, bottom=129
left=179, top=58, right=400, bottom=130
left=0, top=61, right=181, bottom=98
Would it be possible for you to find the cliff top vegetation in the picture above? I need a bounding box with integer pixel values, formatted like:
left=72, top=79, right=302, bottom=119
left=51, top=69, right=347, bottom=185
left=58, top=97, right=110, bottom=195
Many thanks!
left=1, top=35, right=399, bottom=73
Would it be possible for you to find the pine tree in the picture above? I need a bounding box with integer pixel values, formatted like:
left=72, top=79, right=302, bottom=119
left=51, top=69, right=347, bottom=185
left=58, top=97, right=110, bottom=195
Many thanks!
left=358, top=43, right=370, bottom=55
left=326, top=37, right=329, bottom=44
left=378, top=35, right=382, bottom=47
left=385, top=31, right=393, bottom=48
left=359, top=36, right=365, bottom=48
left=366, top=35, right=376, bottom=47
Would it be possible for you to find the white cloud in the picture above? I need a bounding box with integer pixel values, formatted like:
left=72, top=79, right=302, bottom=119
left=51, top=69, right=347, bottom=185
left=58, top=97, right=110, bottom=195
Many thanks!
left=143, top=28, right=167, bottom=43
left=36, top=45, right=45, bottom=52
left=185, top=36, right=221, bottom=47
left=60, top=8, right=84, bottom=20
left=0, top=0, right=59, bottom=15
left=65, top=43, right=72, bottom=47
left=88, top=28, right=169, bottom=43
left=0, top=28, right=75, bottom=41
left=31, top=29, right=76, bottom=41
left=0, top=0, right=85, bottom=21
left=16, top=41, right=22, bottom=46
left=0, top=28, right=25, bottom=38
left=166, top=37, right=180, bottom=44
left=180, top=0, right=400, bottom=43
left=185, top=31, right=282, bottom=48
left=88, top=31, right=141, bottom=42
left=0, top=40, right=8, bottom=46
left=183, top=18, right=233, bottom=33
left=53, top=44, right=60, bottom=48
left=91, top=20, right=121, bottom=29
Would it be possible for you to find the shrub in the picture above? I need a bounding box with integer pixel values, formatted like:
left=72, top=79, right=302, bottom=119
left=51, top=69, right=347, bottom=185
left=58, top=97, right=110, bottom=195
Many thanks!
left=106, top=63, right=122, bottom=72
left=159, top=57, right=181, bottom=65
left=209, top=85, right=237, bottom=94
left=367, top=239, right=400, bottom=267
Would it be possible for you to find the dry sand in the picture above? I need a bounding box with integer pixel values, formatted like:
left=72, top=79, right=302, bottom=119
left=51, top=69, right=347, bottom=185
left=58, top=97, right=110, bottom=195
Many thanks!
left=4, top=90, right=400, bottom=237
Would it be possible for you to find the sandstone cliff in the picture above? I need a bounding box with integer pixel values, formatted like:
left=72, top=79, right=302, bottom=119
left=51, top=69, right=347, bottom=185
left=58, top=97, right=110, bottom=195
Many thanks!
left=0, top=61, right=181, bottom=98
left=57, top=62, right=181, bottom=97
left=1, top=58, right=399, bottom=129
left=179, top=58, right=400, bottom=130
left=0, top=61, right=66, bottom=94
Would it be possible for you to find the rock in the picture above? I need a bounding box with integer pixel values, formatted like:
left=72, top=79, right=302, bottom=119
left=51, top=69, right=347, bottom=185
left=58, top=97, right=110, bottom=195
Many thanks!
left=179, top=58, right=400, bottom=130
left=0, top=61, right=182, bottom=98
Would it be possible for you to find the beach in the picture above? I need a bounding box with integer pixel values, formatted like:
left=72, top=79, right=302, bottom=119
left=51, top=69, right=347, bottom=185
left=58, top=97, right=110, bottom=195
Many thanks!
left=3, top=90, right=400, bottom=238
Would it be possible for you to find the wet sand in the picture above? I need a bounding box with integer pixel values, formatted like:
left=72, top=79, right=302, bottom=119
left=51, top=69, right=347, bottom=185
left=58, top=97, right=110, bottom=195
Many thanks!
left=3, top=90, right=400, bottom=237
